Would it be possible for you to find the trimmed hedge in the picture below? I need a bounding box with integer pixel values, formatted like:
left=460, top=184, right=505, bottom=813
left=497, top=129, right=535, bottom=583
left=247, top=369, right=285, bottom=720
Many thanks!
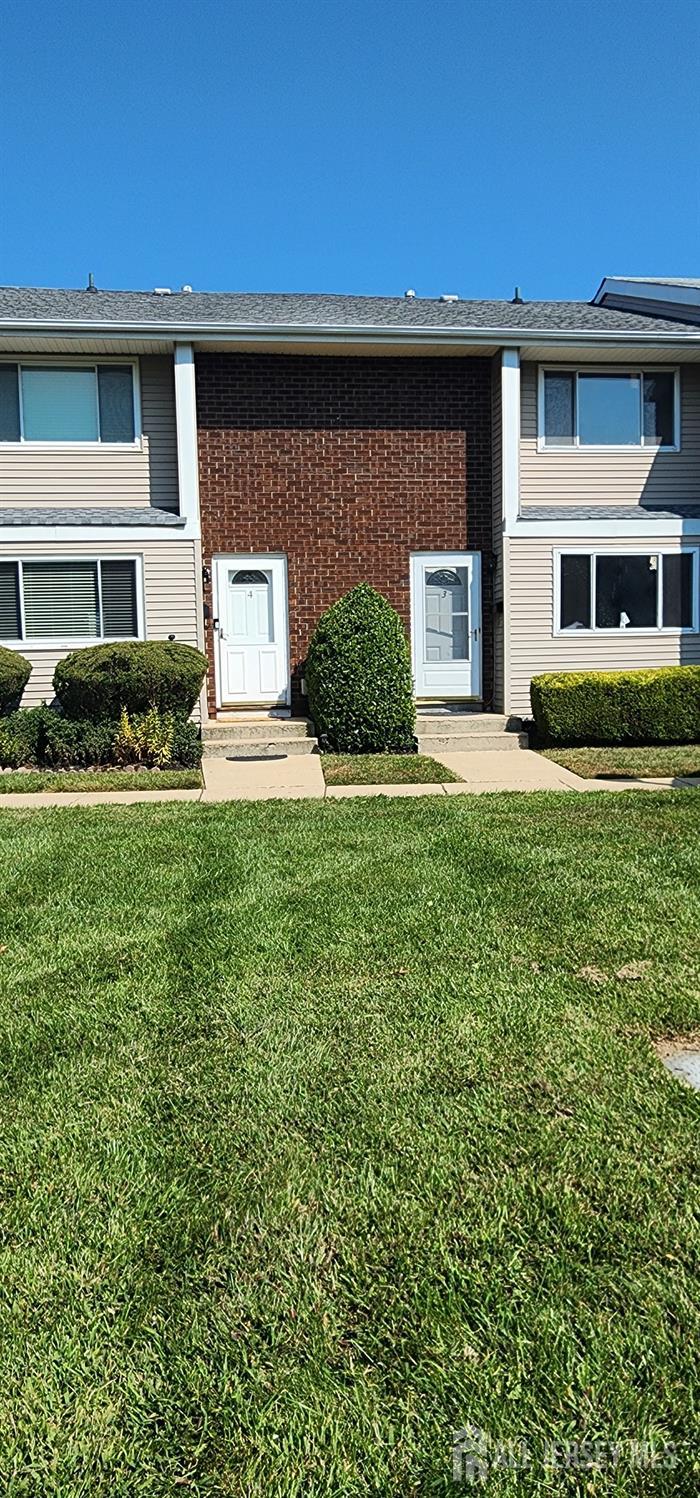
left=306, top=584, right=415, bottom=753
left=531, top=666, right=700, bottom=747
left=0, top=644, right=32, bottom=715
left=0, top=705, right=202, bottom=771
left=53, top=640, right=208, bottom=722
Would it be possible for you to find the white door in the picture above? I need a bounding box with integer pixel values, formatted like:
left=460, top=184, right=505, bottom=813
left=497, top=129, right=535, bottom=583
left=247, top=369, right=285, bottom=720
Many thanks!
left=214, top=555, right=290, bottom=707
left=410, top=552, right=481, bottom=700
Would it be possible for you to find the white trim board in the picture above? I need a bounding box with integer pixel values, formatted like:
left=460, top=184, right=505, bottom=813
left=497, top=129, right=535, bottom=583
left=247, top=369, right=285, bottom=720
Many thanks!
left=501, top=350, right=520, bottom=529
left=173, top=344, right=201, bottom=531
left=0, top=524, right=198, bottom=542
left=508, top=518, right=700, bottom=538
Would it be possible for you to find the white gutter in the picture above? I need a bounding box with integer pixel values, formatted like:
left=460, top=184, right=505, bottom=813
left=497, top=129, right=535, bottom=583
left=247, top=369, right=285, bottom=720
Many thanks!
left=0, top=523, right=200, bottom=542
left=1, top=319, right=700, bottom=347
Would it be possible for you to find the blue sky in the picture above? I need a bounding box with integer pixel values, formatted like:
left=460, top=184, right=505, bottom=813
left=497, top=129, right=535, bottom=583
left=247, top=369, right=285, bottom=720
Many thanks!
left=1, top=0, right=698, bottom=301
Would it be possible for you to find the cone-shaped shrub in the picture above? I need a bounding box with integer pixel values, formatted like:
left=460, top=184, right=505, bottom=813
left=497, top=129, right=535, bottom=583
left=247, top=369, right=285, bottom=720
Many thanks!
left=0, top=643, right=31, bottom=714
left=306, top=584, right=415, bottom=752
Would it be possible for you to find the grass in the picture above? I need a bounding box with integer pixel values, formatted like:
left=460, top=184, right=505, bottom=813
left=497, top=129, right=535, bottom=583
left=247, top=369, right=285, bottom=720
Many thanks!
left=0, top=792, right=698, bottom=1494
left=542, top=744, right=700, bottom=781
left=0, top=768, right=201, bottom=794
left=321, top=752, right=460, bottom=785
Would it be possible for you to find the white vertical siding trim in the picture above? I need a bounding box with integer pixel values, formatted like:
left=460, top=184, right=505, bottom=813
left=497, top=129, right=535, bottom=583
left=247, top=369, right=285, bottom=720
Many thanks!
left=491, top=356, right=504, bottom=709
left=174, top=346, right=201, bottom=532
left=503, top=533, right=511, bottom=713
left=501, top=349, right=520, bottom=527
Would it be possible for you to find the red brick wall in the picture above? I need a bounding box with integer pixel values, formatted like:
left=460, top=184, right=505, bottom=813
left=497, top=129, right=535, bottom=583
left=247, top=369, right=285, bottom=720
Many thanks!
left=196, top=353, right=493, bottom=714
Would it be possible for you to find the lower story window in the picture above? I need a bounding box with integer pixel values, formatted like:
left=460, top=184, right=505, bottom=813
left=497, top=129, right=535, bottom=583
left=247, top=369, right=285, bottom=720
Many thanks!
left=558, top=551, right=698, bottom=632
left=0, top=558, right=139, bottom=642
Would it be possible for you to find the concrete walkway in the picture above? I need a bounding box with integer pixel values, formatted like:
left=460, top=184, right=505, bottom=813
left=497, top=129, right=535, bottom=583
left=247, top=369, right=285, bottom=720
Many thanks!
left=0, top=750, right=696, bottom=808
left=202, top=749, right=698, bottom=801
left=202, top=753, right=325, bottom=801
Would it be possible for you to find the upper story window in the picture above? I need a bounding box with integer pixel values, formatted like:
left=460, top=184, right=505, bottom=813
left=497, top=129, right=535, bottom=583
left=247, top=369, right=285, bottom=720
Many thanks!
left=0, top=362, right=137, bottom=444
left=540, top=368, right=679, bottom=450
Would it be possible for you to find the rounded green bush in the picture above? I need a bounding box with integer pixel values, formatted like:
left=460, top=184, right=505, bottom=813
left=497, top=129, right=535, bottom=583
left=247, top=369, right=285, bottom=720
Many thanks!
left=0, top=644, right=32, bottom=714
left=306, top=584, right=415, bottom=753
left=53, top=640, right=208, bottom=722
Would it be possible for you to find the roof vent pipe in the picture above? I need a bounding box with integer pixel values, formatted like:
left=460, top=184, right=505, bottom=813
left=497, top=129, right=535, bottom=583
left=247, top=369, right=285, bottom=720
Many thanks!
left=87, top=272, right=97, bottom=293
left=512, top=286, right=524, bottom=303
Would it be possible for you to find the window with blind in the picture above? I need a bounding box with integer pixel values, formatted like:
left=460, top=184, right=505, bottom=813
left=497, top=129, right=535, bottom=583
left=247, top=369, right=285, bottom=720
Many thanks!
left=0, top=559, right=139, bottom=641
left=0, top=363, right=137, bottom=442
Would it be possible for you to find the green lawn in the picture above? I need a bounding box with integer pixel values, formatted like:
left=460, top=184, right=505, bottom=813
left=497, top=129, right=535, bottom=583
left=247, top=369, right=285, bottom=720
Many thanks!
left=0, top=793, right=699, bottom=1494
left=0, top=768, right=201, bottom=794
left=541, top=744, right=700, bottom=781
left=322, top=752, right=460, bottom=784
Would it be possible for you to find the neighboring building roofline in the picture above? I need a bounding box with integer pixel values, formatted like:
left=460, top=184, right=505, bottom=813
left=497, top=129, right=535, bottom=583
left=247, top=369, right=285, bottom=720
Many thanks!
left=594, top=276, right=700, bottom=311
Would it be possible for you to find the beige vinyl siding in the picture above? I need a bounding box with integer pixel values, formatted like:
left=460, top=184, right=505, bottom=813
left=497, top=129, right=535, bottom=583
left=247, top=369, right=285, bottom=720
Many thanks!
left=0, top=356, right=179, bottom=511
left=490, top=354, right=504, bottom=709
left=140, top=356, right=179, bottom=512
left=1, top=537, right=199, bottom=707
left=520, top=362, right=700, bottom=506
left=506, top=535, right=700, bottom=716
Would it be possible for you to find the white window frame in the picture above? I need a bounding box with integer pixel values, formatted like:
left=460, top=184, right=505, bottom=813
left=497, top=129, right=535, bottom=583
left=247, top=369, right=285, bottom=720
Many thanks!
left=537, top=366, right=681, bottom=453
left=553, top=547, right=700, bottom=637
left=0, top=357, right=142, bottom=448
left=0, top=554, right=145, bottom=649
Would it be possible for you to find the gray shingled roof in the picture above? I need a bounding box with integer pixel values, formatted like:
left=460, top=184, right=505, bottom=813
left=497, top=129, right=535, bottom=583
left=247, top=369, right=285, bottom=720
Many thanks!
left=520, top=504, right=700, bottom=521
left=0, top=285, right=698, bottom=335
left=0, top=507, right=185, bottom=527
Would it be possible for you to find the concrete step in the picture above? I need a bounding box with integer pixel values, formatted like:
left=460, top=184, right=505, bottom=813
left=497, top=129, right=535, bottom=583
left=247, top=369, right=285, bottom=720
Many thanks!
left=203, top=718, right=314, bottom=743
left=202, top=734, right=318, bottom=759
left=416, top=712, right=512, bottom=735
left=418, top=731, right=529, bottom=754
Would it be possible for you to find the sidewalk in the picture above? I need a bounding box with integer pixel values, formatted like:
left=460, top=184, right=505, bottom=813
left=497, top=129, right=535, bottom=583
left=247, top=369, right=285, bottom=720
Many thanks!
left=0, top=750, right=696, bottom=809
